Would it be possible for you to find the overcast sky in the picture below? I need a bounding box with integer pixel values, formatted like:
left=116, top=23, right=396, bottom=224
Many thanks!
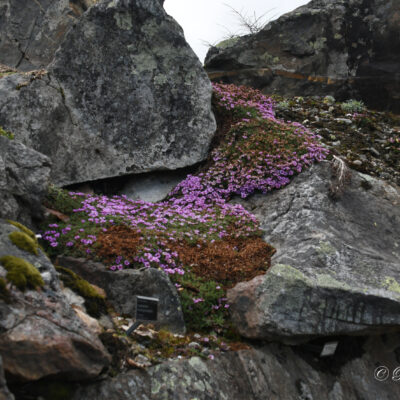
left=164, top=0, right=309, bottom=62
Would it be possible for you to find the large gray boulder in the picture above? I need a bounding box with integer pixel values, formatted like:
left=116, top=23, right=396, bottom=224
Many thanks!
left=227, top=162, right=400, bottom=343
left=205, top=0, right=400, bottom=113
left=0, top=0, right=216, bottom=186
left=0, top=136, right=51, bottom=226
left=72, top=334, right=400, bottom=400
left=0, top=0, right=96, bottom=71
left=0, top=220, right=111, bottom=382
left=57, top=256, right=186, bottom=334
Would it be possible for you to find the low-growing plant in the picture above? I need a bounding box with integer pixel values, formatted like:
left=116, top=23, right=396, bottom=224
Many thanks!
left=341, top=99, right=365, bottom=113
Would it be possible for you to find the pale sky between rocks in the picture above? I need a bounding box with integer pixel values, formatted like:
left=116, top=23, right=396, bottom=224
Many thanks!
left=164, top=0, right=309, bottom=63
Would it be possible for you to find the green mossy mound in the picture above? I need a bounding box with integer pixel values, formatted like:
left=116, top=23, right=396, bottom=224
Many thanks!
left=7, top=220, right=37, bottom=241
left=0, top=255, right=44, bottom=291
left=56, top=266, right=107, bottom=318
left=9, top=230, right=39, bottom=256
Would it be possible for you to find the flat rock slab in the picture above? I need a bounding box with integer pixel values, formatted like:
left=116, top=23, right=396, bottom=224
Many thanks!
left=71, top=334, right=400, bottom=400
left=0, top=136, right=51, bottom=226
left=0, top=0, right=216, bottom=186
left=57, top=256, right=186, bottom=334
left=228, top=162, right=400, bottom=343
left=0, top=220, right=110, bottom=382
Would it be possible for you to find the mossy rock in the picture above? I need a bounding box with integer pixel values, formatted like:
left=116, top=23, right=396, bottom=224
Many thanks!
left=7, top=220, right=37, bottom=241
left=56, top=266, right=107, bottom=318
left=9, top=230, right=39, bottom=256
left=0, top=255, right=44, bottom=291
left=0, top=126, right=14, bottom=140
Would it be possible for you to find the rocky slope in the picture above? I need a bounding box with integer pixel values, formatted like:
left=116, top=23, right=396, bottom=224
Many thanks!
left=204, top=0, right=400, bottom=113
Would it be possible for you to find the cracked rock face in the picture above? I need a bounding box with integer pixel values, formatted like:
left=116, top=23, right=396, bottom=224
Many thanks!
left=72, top=335, right=400, bottom=400
left=0, top=0, right=95, bottom=71
left=0, top=0, right=216, bottom=186
left=227, top=162, right=400, bottom=343
left=204, top=0, right=400, bottom=113
left=0, top=136, right=51, bottom=227
left=0, top=219, right=111, bottom=382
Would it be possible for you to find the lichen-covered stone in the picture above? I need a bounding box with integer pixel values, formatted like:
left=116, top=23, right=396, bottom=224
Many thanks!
left=228, top=162, right=400, bottom=343
left=0, top=0, right=216, bottom=186
left=0, top=0, right=95, bottom=71
left=71, top=335, right=400, bottom=400
left=205, top=0, right=400, bottom=113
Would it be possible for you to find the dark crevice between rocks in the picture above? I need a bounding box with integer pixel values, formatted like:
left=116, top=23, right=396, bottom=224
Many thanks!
left=63, top=163, right=201, bottom=197
left=291, top=335, right=366, bottom=375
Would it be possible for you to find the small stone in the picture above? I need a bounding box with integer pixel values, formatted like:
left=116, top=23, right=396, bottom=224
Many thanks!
left=353, top=160, right=363, bottom=166
left=193, top=333, right=201, bottom=339
left=332, top=141, right=341, bottom=146
left=369, top=147, right=380, bottom=157
left=188, top=342, right=201, bottom=349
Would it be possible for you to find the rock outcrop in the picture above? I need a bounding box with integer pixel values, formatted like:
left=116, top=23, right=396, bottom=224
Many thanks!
left=227, top=162, right=400, bottom=343
left=204, top=0, right=400, bottom=113
left=0, top=136, right=51, bottom=226
left=0, top=220, right=110, bottom=382
left=57, top=256, right=186, bottom=334
left=0, top=0, right=216, bottom=186
left=0, top=0, right=96, bottom=71
left=71, top=334, right=400, bottom=399
left=0, top=356, right=14, bottom=400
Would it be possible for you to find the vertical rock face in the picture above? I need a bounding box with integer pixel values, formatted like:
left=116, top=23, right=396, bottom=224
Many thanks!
left=204, top=0, right=400, bottom=113
left=0, top=0, right=216, bottom=186
left=0, top=136, right=51, bottom=226
left=0, top=0, right=96, bottom=71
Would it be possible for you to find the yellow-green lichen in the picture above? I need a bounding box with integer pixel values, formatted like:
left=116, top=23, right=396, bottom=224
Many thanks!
left=383, top=277, right=400, bottom=294
left=56, top=266, right=106, bottom=317
left=271, top=264, right=308, bottom=282
left=0, top=255, right=44, bottom=291
left=0, top=126, right=14, bottom=140
left=9, top=231, right=39, bottom=256
left=316, top=274, right=351, bottom=290
left=317, top=241, right=336, bottom=256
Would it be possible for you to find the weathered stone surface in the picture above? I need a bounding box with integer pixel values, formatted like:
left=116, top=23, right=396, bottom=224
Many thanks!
left=57, top=256, right=186, bottom=334
left=227, top=162, right=400, bottom=343
left=0, top=0, right=216, bottom=186
left=0, top=136, right=51, bottom=227
left=0, top=356, right=14, bottom=400
left=0, top=220, right=110, bottom=382
left=72, top=334, right=400, bottom=400
left=0, top=0, right=96, bottom=71
left=205, top=0, right=400, bottom=113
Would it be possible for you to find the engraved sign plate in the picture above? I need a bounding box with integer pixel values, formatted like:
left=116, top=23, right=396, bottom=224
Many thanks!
left=320, top=341, right=339, bottom=357
left=136, top=295, right=158, bottom=321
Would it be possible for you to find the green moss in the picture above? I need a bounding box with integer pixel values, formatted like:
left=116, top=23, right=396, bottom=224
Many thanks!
left=7, top=220, right=36, bottom=241
left=0, top=255, right=44, bottom=291
left=0, top=126, right=14, bottom=140
left=0, top=277, right=10, bottom=302
left=9, top=231, right=39, bottom=256
left=56, top=266, right=106, bottom=318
